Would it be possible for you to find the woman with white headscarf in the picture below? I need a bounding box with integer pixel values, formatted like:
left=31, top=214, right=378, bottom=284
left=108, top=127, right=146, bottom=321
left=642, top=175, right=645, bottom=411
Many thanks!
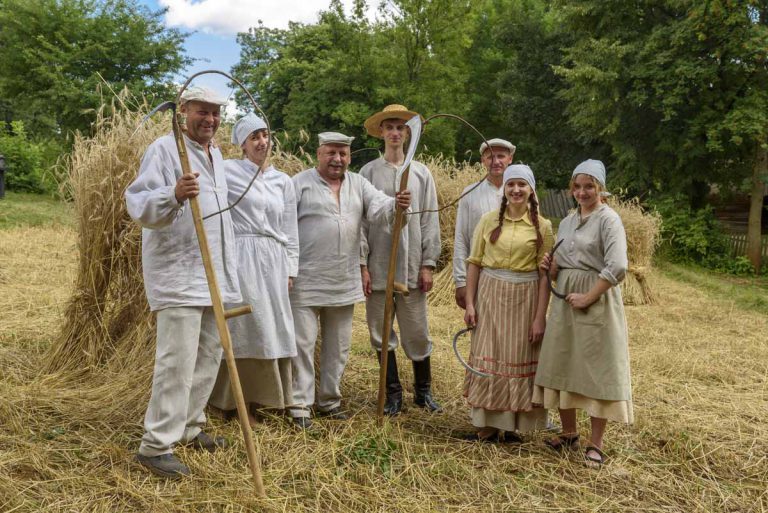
left=462, top=165, right=554, bottom=442
left=208, top=113, right=305, bottom=428
left=534, top=159, right=632, bottom=468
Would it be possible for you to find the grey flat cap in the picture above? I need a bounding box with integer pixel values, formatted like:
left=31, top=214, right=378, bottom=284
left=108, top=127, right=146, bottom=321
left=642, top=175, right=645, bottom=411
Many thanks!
left=318, top=131, right=354, bottom=146
left=480, top=138, right=516, bottom=155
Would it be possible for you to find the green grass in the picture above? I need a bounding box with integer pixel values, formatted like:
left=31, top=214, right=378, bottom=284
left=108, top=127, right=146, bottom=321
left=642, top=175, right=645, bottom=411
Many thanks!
left=658, top=259, right=768, bottom=315
left=0, top=191, right=73, bottom=230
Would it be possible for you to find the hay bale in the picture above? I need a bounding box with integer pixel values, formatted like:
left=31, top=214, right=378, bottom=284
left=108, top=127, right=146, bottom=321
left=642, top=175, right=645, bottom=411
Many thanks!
left=608, top=196, right=662, bottom=305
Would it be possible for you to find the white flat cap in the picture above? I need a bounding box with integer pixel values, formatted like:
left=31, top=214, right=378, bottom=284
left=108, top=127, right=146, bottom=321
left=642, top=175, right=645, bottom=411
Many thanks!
left=318, top=131, right=354, bottom=146
left=231, top=113, right=268, bottom=147
left=180, top=86, right=228, bottom=106
left=480, top=138, right=516, bottom=155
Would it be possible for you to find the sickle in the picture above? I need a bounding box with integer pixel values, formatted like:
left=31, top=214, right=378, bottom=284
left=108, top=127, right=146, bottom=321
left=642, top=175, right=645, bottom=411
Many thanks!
left=452, top=327, right=492, bottom=378
left=546, top=239, right=567, bottom=299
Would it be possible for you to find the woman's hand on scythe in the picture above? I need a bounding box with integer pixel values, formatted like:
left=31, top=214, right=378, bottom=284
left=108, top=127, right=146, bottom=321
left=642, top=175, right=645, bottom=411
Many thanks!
left=464, top=304, right=477, bottom=328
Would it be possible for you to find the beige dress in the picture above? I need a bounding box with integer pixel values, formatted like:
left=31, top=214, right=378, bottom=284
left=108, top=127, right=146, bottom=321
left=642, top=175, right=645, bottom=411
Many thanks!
left=533, top=204, right=634, bottom=423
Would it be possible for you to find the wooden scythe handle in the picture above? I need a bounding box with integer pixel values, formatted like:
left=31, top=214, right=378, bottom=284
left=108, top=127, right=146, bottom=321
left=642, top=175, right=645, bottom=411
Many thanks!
left=376, top=165, right=411, bottom=422
left=171, top=81, right=265, bottom=496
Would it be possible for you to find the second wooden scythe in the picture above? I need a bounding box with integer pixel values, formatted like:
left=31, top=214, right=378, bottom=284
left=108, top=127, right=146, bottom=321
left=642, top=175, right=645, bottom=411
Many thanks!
left=376, top=115, right=423, bottom=422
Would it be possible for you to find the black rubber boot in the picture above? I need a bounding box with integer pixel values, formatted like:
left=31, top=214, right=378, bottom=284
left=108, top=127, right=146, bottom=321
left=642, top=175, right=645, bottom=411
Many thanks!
left=378, top=350, right=403, bottom=416
left=413, top=357, right=443, bottom=413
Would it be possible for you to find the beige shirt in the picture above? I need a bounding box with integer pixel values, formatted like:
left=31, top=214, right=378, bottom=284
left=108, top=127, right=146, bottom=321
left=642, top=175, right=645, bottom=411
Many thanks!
left=290, top=168, right=396, bottom=307
left=555, top=204, right=628, bottom=285
left=360, top=158, right=440, bottom=290
left=452, top=179, right=501, bottom=287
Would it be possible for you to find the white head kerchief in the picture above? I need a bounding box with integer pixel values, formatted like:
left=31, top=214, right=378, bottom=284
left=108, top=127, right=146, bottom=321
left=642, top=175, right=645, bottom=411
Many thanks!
left=572, top=159, right=606, bottom=187
left=502, top=164, right=536, bottom=192
left=231, top=113, right=268, bottom=147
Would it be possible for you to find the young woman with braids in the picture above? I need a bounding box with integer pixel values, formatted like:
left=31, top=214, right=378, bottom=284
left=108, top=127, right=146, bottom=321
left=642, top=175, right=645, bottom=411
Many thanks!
left=461, top=165, right=554, bottom=442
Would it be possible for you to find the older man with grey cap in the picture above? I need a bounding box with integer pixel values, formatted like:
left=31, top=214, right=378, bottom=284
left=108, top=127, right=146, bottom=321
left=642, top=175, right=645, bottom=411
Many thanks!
left=290, top=132, right=412, bottom=421
left=125, top=86, right=238, bottom=478
left=453, top=138, right=516, bottom=309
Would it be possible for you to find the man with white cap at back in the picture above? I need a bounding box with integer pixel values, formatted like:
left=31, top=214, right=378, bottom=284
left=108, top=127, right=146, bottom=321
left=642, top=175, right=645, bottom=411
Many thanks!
left=290, top=131, right=411, bottom=422
left=453, top=138, right=516, bottom=309
left=126, top=86, right=239, bottom=478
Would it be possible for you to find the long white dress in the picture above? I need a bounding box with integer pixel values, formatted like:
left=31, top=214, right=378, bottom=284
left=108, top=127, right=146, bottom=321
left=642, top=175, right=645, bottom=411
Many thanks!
left=208, top=160, right=299, bottom=411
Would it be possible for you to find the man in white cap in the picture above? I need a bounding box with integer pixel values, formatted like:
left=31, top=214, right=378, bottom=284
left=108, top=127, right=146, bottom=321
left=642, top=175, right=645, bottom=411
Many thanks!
left=453, top=138, right=515, bottom=309
left=359, top=104, right=442, bottom=415
left=126, top=86, right=239, bottom=478
left=290, top=132, right=412, bottom=421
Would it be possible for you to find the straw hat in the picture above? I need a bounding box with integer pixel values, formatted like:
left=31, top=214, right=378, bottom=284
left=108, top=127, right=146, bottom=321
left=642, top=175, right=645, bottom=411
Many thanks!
left=364, top=104, right=422, bottom=138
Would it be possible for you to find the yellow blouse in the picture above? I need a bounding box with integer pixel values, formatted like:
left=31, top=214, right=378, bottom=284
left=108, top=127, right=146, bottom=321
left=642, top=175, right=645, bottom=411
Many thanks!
left=466, top=210, right=554, bottom=272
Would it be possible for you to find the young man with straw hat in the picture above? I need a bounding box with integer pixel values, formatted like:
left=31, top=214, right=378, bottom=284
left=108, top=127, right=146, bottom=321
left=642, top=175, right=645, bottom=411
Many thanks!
left=125, top=86, right=238, bottom=478
left=289, top=132, right=412, bottom=423
left=453, top=138, right=515, bottom=309
left=360, top=104, right=442, bottom=416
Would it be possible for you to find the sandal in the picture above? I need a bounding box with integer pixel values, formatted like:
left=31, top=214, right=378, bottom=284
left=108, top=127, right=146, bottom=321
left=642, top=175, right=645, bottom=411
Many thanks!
left=584, top=445, right=606, bottom=468
left=544, top=433, right=580, bottom=452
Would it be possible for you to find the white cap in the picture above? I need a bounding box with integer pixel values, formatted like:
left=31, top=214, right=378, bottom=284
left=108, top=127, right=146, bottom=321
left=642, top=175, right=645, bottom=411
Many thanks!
left=318, top=131, right=354, bottom=146
left=231, top=113, right=268, bottom=146
left=180, top=86, right=228, bottom=106
left=480, top=138, right=516, bottom=155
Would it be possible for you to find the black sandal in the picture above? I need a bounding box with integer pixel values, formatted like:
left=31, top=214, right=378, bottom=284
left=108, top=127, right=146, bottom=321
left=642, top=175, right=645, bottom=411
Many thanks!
left=544, top=433, right=580, bottom=452
left=584, top=445, right=606, bottom=468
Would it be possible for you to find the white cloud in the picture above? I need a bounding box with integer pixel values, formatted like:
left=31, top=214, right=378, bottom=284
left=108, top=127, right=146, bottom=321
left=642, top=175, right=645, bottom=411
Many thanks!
left=159, top=0, right=375, bottom=35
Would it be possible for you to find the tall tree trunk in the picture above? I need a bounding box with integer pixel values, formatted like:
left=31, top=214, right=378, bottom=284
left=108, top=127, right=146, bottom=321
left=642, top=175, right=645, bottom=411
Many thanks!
left=747, top=143, right=767, bottom=273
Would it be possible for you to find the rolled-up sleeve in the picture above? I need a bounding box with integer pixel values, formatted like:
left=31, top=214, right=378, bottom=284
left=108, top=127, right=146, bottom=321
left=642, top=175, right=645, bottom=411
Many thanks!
left=598, top=213, right=628, bottom=285
left=453, top=199, right=471, bottom=286
left=125, top=144, right=184, bottom=229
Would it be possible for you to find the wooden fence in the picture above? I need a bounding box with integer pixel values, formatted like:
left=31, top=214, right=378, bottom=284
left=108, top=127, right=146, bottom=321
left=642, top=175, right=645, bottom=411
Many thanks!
left=539, top=189, right=574, bottom=219
left=728, top=233, right=768, bottom=259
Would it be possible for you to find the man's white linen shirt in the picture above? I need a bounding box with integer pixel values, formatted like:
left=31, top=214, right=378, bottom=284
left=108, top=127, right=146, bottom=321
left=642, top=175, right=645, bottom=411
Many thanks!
left=125, top=133, right=241, bottom=311
left=290, top=168, right=398, bottom=307
left=452, top=178, right=501, bottom=287
left=359, top=158, right=440, bottom=290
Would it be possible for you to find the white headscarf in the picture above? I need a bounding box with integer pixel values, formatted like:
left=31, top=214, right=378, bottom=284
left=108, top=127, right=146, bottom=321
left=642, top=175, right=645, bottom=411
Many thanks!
left=572, top=159, right=606, bottom=187
left=502, top=164, right=536, bottom=192
left=231, top=113, right=268, bottom=147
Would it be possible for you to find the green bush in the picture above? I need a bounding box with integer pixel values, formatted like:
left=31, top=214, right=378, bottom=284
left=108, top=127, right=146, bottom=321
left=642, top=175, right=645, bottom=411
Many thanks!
left=649, top=194, right=764, bottom=275
left=0, top=121, right=47, bottom=193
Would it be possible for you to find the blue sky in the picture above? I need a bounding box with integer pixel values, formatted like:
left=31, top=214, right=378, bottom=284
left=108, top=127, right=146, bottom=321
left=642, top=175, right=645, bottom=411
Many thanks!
left=137, top=0, right=376, bottom=114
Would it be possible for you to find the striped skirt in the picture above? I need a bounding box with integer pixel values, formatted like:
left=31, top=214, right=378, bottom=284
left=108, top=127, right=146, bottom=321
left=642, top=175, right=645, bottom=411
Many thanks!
left=463, top=271, right=547, bottom=432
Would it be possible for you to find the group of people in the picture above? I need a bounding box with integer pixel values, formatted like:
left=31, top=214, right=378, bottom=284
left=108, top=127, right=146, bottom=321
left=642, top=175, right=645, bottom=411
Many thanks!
left=125, top=86, right=632, bottom=479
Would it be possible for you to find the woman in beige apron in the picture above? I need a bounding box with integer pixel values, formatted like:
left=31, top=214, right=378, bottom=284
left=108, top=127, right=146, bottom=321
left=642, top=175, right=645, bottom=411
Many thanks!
left=463, top=165, right=554, bottom=442
left=534, top=159, right=632, bottom=467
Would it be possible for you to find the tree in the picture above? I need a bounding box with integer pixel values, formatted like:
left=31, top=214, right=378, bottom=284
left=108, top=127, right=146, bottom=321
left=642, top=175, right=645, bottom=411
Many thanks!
left=556, top=0, right=768, bottom=270
left=0, top=0, right=190, bottom=140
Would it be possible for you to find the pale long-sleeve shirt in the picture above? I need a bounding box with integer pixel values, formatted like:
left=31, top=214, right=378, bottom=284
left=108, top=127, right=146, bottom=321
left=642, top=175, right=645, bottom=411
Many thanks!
left=555, top=204, right=628, bottom=285
left=452, top=179, right=502, bottom=287
left=290, top=168, right=397, bottom=307
left=359, top=158, right=440, bottom=290
left=225, top=160, right=299, bottom=276
left=125, top=133, right=241, bottom=311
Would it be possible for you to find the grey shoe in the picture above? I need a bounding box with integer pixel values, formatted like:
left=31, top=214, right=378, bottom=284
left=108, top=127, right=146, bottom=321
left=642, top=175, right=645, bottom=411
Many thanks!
left=188, top=431, right=228, bottom=453
left=317, top=407, right=349, bottom=420
left=291, top=416, right=313, bottom=430
left=136, top=453, right=190, bottom=479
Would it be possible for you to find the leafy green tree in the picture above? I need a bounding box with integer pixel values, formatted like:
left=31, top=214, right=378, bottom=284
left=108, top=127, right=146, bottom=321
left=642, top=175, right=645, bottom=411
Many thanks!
left=555, top=0, right=768, bottom=270
left=0, top=121, right=46, bottom=192
left=0, top=0, right=190, bottom=140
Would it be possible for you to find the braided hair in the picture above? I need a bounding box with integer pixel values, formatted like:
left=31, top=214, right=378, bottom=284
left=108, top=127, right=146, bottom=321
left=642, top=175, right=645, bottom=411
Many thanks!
left=489, top=190, right=543, bottom=250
